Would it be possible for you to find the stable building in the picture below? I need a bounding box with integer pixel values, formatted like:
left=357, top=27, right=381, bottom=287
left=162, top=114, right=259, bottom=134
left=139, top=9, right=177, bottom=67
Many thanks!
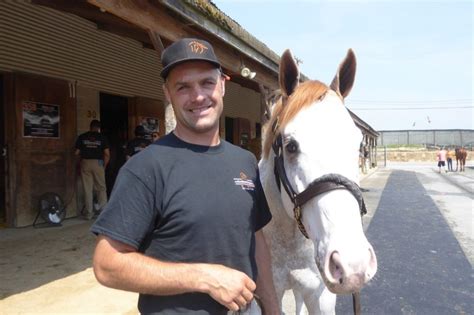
left=0, top=0, right=377, bottom=227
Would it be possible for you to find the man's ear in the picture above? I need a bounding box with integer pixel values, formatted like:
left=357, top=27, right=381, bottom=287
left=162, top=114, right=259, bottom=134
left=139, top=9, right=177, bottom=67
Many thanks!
left=163, top=84, right=171, bottom=103
left=220, top=77, right=226, bottom=96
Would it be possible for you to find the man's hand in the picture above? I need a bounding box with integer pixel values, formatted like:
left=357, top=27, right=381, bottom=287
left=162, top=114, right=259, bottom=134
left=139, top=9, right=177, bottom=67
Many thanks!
left=200, top=264, right=256, bottom=312
left=94, top=236, right=257, bottom=312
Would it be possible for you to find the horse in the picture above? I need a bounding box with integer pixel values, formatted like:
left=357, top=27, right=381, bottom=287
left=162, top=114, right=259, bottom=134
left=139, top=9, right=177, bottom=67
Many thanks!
left=455, top=147, right=467, bottom=172
left=259, top=49, right=377, bottom=314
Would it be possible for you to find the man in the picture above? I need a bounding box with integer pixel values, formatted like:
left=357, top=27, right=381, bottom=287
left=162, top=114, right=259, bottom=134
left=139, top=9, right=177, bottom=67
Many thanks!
left=359, top=142, right=366, bottom=174
left=151, top=131, right=160, bottom=142
left=125, top=125, right=152, bottom=160
left=91, top=38, right=280, bottom=314
left=75, top=119, right=109, bottom=220
left=446, top=147, right=455, bottom=172
left=436, top=147, right=447, bottom=173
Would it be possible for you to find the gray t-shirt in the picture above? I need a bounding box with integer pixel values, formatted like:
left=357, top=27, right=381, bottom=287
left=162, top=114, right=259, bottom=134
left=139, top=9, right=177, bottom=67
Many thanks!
left=91, top=132, right=271, bottom=314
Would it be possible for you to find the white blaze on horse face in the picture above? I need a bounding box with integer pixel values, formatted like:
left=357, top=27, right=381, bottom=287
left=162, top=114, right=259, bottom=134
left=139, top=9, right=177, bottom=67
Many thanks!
left=280, top=90, right=377, bottom=293
left=282, top=91, right=361, bottom=188
left=280, top=90, right=361, bottom=228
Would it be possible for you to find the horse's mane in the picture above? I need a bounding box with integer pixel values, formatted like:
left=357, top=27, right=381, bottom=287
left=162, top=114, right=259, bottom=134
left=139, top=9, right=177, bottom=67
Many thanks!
left=262, top=80, right=329, bottom=158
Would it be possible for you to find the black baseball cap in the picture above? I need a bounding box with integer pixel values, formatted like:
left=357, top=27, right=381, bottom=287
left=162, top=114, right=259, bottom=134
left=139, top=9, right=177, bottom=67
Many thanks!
left=160, top=38, right=222, bottom=79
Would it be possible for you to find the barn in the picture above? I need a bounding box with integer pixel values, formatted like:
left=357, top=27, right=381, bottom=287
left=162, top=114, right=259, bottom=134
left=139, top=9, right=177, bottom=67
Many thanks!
left=0, top=0, right=377, bottom=227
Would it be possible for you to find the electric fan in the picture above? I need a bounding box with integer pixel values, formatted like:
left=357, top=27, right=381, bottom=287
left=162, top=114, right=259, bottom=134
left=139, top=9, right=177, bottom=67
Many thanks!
left=33, top=192, right=66, bottom=227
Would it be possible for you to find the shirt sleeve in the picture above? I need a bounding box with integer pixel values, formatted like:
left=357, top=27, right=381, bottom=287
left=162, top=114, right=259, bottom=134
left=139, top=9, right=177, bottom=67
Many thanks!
left=91, top=167, right=159, bottom=249
left=255, top=168, right=272, bottom=231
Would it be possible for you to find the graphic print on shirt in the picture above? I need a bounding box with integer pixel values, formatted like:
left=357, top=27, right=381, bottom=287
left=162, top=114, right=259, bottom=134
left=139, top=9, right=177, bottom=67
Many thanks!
left=83, top=138, right=101, bottom=148
left=233, top=171, right=255, bottom=191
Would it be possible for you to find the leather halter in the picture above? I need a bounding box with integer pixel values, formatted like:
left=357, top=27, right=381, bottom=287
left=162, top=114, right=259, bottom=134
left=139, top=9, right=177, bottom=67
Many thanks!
left=271, top=114, right=367, bottom=239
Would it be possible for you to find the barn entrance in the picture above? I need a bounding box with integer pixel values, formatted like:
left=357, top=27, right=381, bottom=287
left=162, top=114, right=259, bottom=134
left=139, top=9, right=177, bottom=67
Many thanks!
left=99, top=93, right=128, bottom=197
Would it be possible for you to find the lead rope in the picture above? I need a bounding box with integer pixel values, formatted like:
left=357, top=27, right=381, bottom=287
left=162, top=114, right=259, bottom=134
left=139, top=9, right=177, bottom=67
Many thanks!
left=352, top=291, right=361, bottom=315
left=227, top=294, right=263, bottom=315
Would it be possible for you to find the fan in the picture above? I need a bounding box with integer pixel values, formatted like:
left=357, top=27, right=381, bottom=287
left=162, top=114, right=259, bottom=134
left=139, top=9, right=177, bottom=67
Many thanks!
left=33, top=192, right=66, bottom=227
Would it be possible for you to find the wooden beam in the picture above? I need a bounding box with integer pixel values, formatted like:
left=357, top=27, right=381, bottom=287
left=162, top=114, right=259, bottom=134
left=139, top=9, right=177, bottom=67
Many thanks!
left=87, top=0, right=278, bottom=89
left=147, top=30, right=165, bottom=56
left=87, top=0, right=186, bottom=43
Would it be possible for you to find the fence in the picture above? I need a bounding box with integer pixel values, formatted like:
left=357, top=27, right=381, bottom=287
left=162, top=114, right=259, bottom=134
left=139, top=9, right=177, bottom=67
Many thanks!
left=378, top=129, right=474, bottom=148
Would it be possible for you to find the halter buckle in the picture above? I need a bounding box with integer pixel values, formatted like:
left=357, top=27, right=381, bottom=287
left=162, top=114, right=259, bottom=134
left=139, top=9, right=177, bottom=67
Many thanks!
left=294, top=205, right=310, bottom=239
left=294, top=205, right=301, bottom=221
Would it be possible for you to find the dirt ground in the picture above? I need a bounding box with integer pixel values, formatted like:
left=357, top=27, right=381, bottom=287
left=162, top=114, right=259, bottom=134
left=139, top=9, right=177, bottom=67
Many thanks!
left=0, top=168, right=383, bottom=315
left=0, top=219, right=138, bottom=314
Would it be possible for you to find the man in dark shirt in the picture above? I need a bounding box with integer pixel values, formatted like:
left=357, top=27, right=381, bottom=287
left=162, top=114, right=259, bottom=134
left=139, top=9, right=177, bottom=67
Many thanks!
left=125, top=125, right=151, bottom=160
left=91, top=38, right=280, bottom=314
left=75, top=119, right=110, bottom=220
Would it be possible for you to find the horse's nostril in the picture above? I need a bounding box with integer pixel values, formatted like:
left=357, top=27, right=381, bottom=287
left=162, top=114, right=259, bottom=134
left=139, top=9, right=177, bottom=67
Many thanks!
left=329, top=251, right=344, bottom=283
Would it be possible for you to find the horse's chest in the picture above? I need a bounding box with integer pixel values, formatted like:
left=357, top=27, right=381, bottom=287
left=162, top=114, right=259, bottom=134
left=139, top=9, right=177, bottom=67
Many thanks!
left=264, top=218, right=315, bottom=270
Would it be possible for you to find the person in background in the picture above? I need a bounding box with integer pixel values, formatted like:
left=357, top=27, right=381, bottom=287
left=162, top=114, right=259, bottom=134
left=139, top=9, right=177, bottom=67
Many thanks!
left=151, top=131, right=160, bottom=142
left=446, top=147, right=455, bottom=172
left=436, top=147, right=447, bottom=173
left=75, top=119, right=109, bottom=220
left=125, top=125, right=152, bottom=160
left=91, top=38, right=280, bottom=314
left=363, top=145, right=370, bottom=172
left=359, top=142, right=367, bottom=174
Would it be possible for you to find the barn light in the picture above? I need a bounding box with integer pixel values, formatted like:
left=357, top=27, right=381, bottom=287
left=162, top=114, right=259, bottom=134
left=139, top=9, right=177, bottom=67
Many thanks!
left=240, top=66, right=256, bottom=79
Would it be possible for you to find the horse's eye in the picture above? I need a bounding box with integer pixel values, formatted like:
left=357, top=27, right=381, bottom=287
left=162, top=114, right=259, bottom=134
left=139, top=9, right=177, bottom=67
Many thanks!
left=286, top=140, right=299, bottom=154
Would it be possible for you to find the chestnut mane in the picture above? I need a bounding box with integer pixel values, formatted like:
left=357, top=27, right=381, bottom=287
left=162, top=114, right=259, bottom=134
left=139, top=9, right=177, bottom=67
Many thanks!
left=262, top=80, right=329, bottom=158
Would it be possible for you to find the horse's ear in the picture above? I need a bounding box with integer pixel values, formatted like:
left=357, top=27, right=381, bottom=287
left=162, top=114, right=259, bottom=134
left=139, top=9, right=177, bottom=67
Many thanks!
left=330, top=49, right=356, bottom=98
left=279, top=49, right=300, bottom=97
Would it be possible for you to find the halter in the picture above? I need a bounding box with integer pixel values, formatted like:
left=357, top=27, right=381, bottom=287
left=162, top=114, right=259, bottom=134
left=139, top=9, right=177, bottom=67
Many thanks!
left=270, top=100, right=367, bottom=239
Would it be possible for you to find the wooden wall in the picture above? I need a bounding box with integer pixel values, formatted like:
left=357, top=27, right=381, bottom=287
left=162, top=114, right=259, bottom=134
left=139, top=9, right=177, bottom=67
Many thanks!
left=5, top=73, right=76, bottom=226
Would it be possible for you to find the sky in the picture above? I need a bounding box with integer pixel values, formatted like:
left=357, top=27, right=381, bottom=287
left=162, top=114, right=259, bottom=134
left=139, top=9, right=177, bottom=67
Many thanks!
left=213, top=0, right=473, bottom=131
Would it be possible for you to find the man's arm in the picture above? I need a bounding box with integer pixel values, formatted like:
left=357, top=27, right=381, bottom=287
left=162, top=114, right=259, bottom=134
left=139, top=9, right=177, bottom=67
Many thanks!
left=254, top=230, right=280, bottom=314
left=93, top=235, right=255, bottom=312
left=103, top=148, right=110, bottom=168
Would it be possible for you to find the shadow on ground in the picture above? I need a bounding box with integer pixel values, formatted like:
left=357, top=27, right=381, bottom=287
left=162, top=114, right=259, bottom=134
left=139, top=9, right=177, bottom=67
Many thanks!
left=0, top=219, right=95, bottom=299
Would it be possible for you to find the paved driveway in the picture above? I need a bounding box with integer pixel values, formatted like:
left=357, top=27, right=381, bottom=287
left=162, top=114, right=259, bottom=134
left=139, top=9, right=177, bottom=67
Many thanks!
left=336, top=162, right=473, bottom=314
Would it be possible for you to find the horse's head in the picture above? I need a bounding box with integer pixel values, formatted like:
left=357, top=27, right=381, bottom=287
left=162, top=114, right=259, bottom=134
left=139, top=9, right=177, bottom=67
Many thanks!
left=260, top=49, right=377, bottom=294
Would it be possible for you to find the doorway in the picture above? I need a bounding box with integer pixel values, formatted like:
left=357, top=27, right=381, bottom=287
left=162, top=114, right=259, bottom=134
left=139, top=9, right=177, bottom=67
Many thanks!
left=225, top=116, right=234, bottom=144
left=100, top=93, right=128, bottom=197
left=0, top=75, right=5, bottom=225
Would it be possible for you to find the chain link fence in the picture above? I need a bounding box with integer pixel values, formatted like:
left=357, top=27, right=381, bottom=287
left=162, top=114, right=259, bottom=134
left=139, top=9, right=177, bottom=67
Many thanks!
left=378, top=129, right=474, bottom=149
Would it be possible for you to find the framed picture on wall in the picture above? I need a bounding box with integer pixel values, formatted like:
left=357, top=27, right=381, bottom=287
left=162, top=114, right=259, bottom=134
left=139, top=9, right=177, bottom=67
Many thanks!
left=140, top=116, right=159, bottom=137
left=22, top=101, right=60, bottom=138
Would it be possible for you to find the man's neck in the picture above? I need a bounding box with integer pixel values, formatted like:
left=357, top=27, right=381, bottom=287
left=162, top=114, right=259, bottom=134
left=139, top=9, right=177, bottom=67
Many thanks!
left=173, top=127, right=220, bottom=146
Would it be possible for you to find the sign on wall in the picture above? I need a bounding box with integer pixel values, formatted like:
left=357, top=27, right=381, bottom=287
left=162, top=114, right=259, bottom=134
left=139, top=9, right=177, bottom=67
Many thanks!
left=22, top=101, right=60, bottom=138
left=140, top=116, right=159, bottom=134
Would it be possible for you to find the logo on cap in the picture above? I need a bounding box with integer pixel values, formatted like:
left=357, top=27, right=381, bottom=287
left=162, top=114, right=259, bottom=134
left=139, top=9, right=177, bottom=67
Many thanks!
left=188, top=41, right=208, bottom=54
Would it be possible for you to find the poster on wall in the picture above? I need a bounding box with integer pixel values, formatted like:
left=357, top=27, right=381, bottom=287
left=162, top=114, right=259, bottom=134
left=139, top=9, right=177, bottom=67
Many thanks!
left=140, top=117, right=159, bottom=138
left=22, top=101, right=60, bottom=138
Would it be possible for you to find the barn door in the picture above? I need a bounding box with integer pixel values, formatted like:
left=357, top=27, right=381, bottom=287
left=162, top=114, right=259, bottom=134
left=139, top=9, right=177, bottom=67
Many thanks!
left=0, top=74, right=5, bottom=226
left=4, top=73, right=76, bottom=227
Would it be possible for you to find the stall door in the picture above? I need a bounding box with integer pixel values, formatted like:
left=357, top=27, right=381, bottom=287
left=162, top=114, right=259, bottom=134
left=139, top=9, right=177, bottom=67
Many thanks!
left=0, top=75, right=5, bottom=226
left=5, top=73, right=76, bottom=227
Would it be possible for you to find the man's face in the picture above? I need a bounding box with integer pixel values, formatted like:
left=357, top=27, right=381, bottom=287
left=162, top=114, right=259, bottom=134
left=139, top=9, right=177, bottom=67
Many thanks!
left=163, top=61, right=225, bottom=137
